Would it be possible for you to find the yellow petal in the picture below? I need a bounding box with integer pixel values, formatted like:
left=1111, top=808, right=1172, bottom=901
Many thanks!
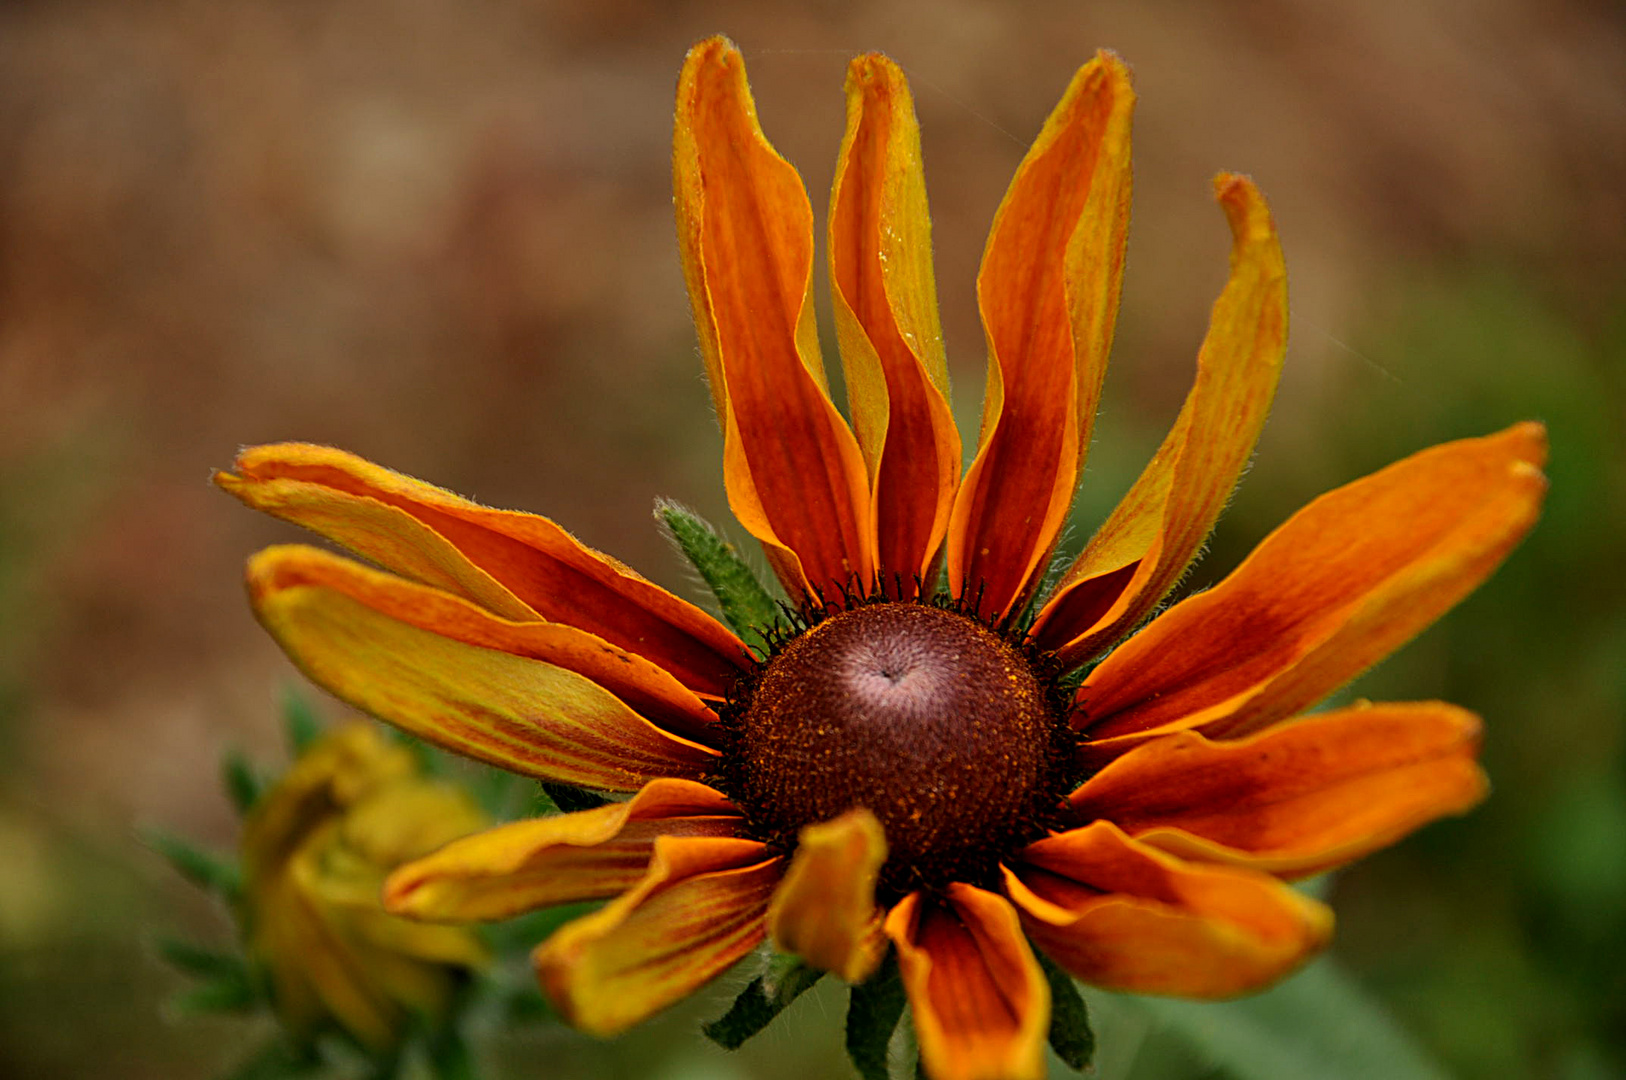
left=385, top=779, right=743, bottom=922
left=1008, top=821, right=1332, bottom=998
left=674, top=37, right=874, bottom=600
left=947, top=52, right=1134, bottom=620
left=766, top=808, right=887, bottom=982
left=218, top=442, right=751, bottom=696
left=1071, top=702, right=1486, bottom=877
left=887, top=886, right=1049, bottom=1080
left=1032, top=174, right=1286, bottom=662
left=534, top=834, right=781, bottom=1035
left=1079, top=422, right=1548, bottom=751
left=829, top=53, right=960, bottom=595
left=250, top=576, right=718, bottom=790
left=249, top=545, right=719, bottom=744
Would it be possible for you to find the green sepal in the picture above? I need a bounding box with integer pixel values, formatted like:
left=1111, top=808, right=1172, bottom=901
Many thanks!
left=281, top=685, right=324, bottom=755
left=846, top=950, right=907, bottom=1080
left=656, top=500, right=778, bottom=655
left=145, top=828, right=242, bottom=903
left=1037, top=950, right=1095, bottom=1071
left=539, top=782, right=610, bottom=814
left=702, top=953, right=823, bottom=1050
left=222, top=750, right=263, bottom=815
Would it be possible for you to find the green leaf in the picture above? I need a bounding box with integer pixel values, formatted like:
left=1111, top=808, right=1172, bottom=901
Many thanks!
left=656, top=501, right=778, bottom=654
left=171, top=971, right=260, bottom=1015
left=1037, top=950, right=1094, bottom=1071
left=1119, top=958, right=1452, bottom=1080
left=539, top=782, right=610, bottom=813
left=222, top=750, right=263, bottom=815
left=424, top=1027, right=476, bottom=1080
left=157, top=936, right=248, bottom=980
left=223, top=1040, right=322, bottom=1080
left=144, top=829, right=241, bottom=902
left=703, top=954, right=823, bottom=1050
left=846, top=951, right=907, bottom=1080
left=281, top=685, right=324, bottom=754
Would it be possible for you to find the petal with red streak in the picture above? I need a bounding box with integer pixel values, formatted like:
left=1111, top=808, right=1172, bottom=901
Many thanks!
left=249, top=545, right=720, bottom=744
left=674, top=37, right=873, bottom=600
left=1031, top=175, right=1286, bottom=662
left=1070, top=702, right=1486, bottom=878
left=1009, top=821, right=1331, bottom=998
left=829, top=53, right=960, bottom=595
left=1079, top=422, right=1548, bottom=751
left=384, top=779, right=744, bottom=922
left=948, top=52, right=1134, bottom=621
left=218, top=443, right=750, bottom=696
left=887, top=886, right=1049, bottom=1080
left=766, top=808, right=887, bottom=982
left=250, top=573, right=718, bottom=791
left=533, top=834, right=781, bottom=1036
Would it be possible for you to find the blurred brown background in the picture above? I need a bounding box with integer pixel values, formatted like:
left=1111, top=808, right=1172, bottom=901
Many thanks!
left=2, top=1, right=1623, bottom=1077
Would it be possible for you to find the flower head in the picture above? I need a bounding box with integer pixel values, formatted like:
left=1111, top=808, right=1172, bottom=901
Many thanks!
left=219, top=37, right=1546, bottom=1080
left=240, top=723, right=490, bottom=1051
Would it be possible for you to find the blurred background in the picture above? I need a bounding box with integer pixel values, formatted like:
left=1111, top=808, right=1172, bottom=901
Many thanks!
left=1, top=0, right=1622, bottom=1076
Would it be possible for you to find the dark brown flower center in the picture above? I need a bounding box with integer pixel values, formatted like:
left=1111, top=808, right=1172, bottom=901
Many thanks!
left=722, top=601, right=1073, bottom=897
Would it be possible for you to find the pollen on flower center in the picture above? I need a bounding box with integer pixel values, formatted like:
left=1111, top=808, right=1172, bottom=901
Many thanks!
left=723, top=602, right=1073, bottom=897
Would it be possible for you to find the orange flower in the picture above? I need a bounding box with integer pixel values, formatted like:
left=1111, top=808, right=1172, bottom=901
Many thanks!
left=219, top=37, right=1546, bottom=1080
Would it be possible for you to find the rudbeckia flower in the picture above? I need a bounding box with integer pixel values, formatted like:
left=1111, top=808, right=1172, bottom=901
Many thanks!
left=219, top=37, right=1546, bottom=1080
left=240, top=723, right=490, bottom=1051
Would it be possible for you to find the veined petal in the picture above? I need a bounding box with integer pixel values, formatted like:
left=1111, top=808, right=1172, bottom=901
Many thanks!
left=534, top=834, right=781, bottom=1036
left=1070, top=702, right=1486, bottom=878
left=765, top=808, right=887, bottom=982
left=1080, top=423, right=1548, bottom=747
left=1031, top=175, right=1286, bottom=661
left=248, top=546, right=721, bottom=744
left=948, top=52, right=1134, bottom=620
left=675, top=37, right=874, bottom=600
left=250, top=575, right=718, bottom=791
left=1008, top=822, right=1331, bottom=998
left=887, top=886, right=1049, bottom=1080
left=829, top=53, right=960, bottom=596
left=217, top=443, right=750, bottom=697
left=384, top=779, right=743, bottom=922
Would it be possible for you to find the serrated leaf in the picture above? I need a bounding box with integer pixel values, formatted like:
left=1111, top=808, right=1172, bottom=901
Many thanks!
left=281, top=685, right=323, bottom=754
left=539, top=782, right=610, bottom=814
left=1037, top=950, right=1094, bottom=1071
left=145, top=829, right=242, bottom=902
left=657, top=501, right=778, bottom=655
left=703, top=954, right=823, bottom=1050
left=222, top=750, right=262, bottom=815
left=846, top=951, right=907, bottom=1080
left=1119, top=958, right=1451, bottom=1080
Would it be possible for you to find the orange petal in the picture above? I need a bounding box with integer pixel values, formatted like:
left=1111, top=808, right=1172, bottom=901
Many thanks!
left=1031, top=175, right=1286, bottom=662
left=1070, top=702, right=1487, bottom=878
left=249, top=545, right=721, bottom=745
left=829, top=53, right=960, bottom=596
left=765, top=808, right=887, bottom=982
left=249, top=569, right=718, bottom=791
left=384, top=779, right=744, bottom=922
left=947, top=52, right=1134, bottom=620
left=533, top=834, right=781, bottom=1036
left=217, top=443, right=750, bottom=696
left=887, top=886, right=1049, bottom=1080
left=674, top=37, right=874, bottom=601
left=1008, top=822, right=1331, bottom=998
left=1079, top=422, right=1548, bottom=748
